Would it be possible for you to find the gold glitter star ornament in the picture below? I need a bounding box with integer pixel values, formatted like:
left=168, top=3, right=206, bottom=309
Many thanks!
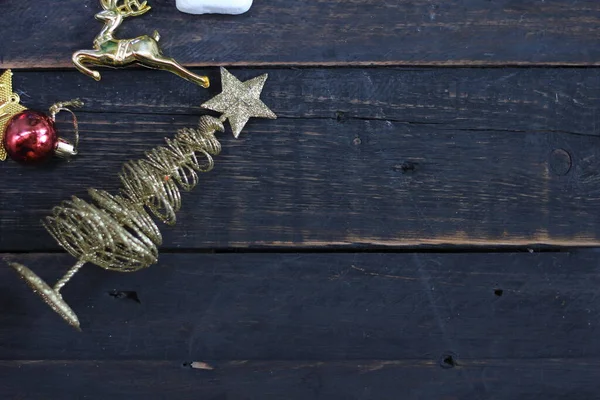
left=202, top=67, right=277, bottom=138
left=0, top=70, right=27, bottom=161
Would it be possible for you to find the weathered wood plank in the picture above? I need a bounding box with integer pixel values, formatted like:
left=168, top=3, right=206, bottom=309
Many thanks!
left=2, top=109, right=600, bottom=248
left=0, top=359, right=598, bottom=399
left=2, top=0, right=600, bottom=68
left=1, top=252, right=599, bottom=360
left=4, top=68, right=600, bottom=249
left=12, top=68, right=600, bottom=136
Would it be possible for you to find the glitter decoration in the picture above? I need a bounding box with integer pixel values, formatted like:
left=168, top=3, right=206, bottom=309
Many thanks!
left=9, top=68, right=276, bottom=330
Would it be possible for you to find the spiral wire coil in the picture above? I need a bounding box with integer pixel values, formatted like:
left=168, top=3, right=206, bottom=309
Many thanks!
left=44, top=115, right=224, bottom=273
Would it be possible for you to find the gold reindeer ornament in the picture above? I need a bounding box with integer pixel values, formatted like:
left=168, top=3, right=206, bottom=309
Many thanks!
left=73, top=0, right=210, bottom=88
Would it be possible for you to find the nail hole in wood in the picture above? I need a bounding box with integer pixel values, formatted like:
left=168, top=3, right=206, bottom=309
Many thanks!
left=494, top=288, right=504, bottom=297
left=439, top=352, right=458, bottom=369
left=393, top=161, right=418, bottom=173
left=108, top=290, right=141, bottom=303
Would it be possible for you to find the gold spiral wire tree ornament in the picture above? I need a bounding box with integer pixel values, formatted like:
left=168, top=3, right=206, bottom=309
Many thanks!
left=9, top=68, right=276, bottom=330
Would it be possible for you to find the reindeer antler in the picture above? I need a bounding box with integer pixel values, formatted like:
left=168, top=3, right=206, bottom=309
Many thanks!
left=100, top=0, right=151, bottom=16
left=100, top=0, right=118, bottom=10
left=117, top=0, right=151, bottom=17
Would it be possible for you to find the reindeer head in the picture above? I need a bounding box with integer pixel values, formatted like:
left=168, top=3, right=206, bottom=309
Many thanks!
left=95, top=0, right=151, bottom=22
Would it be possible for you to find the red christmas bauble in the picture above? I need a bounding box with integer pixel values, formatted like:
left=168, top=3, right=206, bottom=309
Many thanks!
left=3, top=110, right=58, bottom=164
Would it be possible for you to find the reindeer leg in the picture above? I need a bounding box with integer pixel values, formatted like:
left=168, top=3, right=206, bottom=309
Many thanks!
left=138, top=55, right=210, bottom=88
left=72, top=50, right=102, bottom=81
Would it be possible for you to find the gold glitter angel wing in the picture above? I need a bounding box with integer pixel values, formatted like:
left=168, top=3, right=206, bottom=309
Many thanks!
left=0, top=70, right=27, bottom=161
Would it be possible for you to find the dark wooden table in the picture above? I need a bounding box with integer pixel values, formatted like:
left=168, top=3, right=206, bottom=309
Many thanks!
left=2, top=0, right=600, bottom=398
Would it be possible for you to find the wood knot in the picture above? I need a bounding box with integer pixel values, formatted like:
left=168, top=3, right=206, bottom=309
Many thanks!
left=549, top=149, right=572, bottom=176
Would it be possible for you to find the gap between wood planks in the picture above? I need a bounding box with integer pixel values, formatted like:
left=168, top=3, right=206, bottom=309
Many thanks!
left=6, top=61, right=600, bottom=69
left=0, top=246, right=580, bottom=255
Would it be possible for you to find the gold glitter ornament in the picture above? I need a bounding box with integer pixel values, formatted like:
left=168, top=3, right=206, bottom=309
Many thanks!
left=0, top=70, right=27, bottom=161
left=202, top=68, right=277, bottom=138
left=9, top=68, right=276, bottom=330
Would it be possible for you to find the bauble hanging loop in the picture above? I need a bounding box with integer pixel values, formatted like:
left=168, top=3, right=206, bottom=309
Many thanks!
left=49, top=99, right=84, bottom=159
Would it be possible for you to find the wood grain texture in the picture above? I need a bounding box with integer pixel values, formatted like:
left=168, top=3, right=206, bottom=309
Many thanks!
left=1, top=359, right=598, bottom=399
left=2, top=68, right=600, bottom=249
left=12, top=67, right=600, bottom=135
left=2, top=252, right=600, bottom=360
left=3, top=0, right=600, bottom=398
left=2, top=0, right=600, bottom=68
